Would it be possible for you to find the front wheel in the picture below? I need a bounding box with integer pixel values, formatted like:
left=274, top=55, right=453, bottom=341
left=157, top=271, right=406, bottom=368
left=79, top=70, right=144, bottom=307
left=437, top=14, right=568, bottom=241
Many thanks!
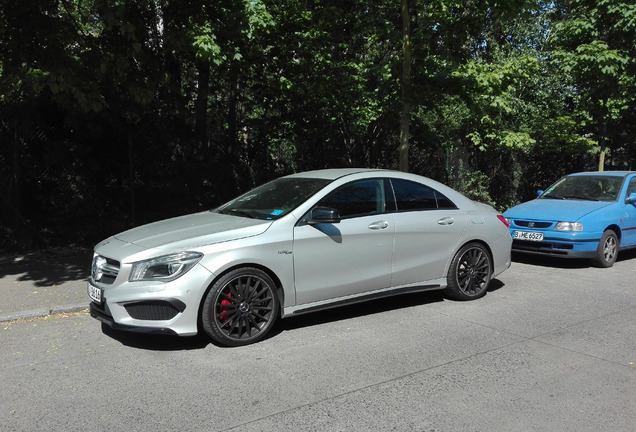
left=444, top=243, right=492, bottom=301
left=202, top=268, right=279, bottom=347
left=592, top=230, right=618, bottom=268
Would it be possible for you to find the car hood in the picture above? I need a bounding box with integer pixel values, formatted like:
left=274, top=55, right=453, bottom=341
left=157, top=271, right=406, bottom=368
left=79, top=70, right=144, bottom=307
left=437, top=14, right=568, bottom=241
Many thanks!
left=504, top=199, right=612, bottom=221
left=106, top=211, right=271, bottom=252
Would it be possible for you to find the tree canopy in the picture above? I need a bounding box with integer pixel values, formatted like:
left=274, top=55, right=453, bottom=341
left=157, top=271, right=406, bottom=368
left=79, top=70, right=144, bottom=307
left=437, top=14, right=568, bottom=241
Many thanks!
left=1, top=0, right=634, bottom=251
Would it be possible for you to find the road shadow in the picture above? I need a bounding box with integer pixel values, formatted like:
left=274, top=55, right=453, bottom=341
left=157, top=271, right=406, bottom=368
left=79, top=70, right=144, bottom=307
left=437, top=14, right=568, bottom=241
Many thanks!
left=0, top=247, right=92, bottom=286
left=101, top=324, right=211, bottom=350
left=98, top=279, right=506, bottom=350
left=276, top=279, right=505, bottom=334
left=617, top=248, right=636, bottom=263
left=277, top=290, right=446, bottom=334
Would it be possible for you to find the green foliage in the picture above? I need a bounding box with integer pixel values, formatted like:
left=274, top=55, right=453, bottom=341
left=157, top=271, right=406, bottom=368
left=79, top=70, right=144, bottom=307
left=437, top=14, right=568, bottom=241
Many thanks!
left=1, top=0, right=635, bottom=252
left=551, top=0, right=636, bottom=167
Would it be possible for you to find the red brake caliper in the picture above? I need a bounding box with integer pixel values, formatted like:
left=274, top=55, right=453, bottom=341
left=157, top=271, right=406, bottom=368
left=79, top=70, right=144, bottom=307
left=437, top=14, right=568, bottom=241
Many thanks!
left=219, top=293, right=232, bottom=326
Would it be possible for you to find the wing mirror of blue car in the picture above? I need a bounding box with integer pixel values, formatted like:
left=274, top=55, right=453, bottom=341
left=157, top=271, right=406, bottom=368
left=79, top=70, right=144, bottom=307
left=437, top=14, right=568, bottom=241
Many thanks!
left=308, top=207, right=341, bottom=224
left=627, top=192, right=636, bottom=204
left=536, top=190, right=544, bottom=197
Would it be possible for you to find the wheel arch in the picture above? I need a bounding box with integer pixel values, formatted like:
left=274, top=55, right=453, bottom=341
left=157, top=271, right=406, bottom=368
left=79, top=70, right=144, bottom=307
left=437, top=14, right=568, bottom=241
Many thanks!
left=197, top=263, right=286, bottom=329
left=448, top=239, right=495, bottom=274
left=605, top=224, right=621, bottom=243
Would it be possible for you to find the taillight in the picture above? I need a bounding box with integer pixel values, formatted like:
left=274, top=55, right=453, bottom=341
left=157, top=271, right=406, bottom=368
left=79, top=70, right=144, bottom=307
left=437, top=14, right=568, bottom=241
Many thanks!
left=497, top=215, right=510, bottom=228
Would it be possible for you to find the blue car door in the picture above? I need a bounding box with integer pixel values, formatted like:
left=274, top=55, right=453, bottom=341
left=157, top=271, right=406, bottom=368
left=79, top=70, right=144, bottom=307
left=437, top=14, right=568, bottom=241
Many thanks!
left=621, top=175, right=636, bottom=247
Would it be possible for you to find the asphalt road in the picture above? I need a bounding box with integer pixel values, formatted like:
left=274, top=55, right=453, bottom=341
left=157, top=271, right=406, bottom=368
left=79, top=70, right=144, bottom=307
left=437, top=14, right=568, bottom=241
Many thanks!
left=1, top=252, right=635, bottom=432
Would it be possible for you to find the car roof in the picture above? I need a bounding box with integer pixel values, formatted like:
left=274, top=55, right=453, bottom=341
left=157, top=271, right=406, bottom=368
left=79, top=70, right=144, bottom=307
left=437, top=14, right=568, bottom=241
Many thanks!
left=284, top=168, right=393, bottom=180
left=569, top=171, right=636, bottom=177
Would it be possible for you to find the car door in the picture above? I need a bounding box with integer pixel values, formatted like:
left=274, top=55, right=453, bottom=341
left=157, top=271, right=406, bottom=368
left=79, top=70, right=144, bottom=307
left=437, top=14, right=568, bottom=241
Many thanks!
left=292, top=178, right=395, bottom=305
left=388, top=178, right=467, bottom=286
left=620, top=175, right=636, bottom=247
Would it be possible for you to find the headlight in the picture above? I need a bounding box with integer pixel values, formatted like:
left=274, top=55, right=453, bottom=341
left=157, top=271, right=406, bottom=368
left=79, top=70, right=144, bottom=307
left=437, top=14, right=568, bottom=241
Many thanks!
left=555, top=222, right=583, bottom=231
left=129, top=252, right=203, bottom=282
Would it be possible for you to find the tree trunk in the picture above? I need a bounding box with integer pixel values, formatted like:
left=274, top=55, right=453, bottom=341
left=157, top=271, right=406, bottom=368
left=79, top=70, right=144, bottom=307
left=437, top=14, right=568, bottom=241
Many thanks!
left=598, top=120, right=607, bottom=171
left=399, top=0, right=412, bottom=172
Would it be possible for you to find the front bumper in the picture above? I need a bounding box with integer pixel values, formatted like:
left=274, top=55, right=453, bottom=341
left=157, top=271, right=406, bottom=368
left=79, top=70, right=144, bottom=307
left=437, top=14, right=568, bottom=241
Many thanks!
left=510, top=229, right=600, bottom=258
left=90, top=302, right=179, bottom=335
left=87, top=259, right=215, bottom=336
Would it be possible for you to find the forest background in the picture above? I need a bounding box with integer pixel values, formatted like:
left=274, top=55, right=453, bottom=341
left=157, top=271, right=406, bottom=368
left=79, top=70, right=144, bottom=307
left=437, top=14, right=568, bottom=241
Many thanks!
left=1, top=0, right=635, bottom=253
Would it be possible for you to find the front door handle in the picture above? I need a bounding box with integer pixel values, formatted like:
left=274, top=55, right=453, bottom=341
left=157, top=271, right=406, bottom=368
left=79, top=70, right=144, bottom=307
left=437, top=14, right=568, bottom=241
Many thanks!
left=437, top=217, right=455, bottom=226
left=368, top=221, right=389, bottom=230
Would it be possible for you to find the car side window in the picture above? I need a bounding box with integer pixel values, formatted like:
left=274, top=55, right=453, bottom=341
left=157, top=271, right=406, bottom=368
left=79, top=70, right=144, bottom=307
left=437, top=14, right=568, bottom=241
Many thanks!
left=626, top=178, right=636, bottom=200
left=390, top=179, right=457, bottom=211
left=318, top=179, right=385, bottom=218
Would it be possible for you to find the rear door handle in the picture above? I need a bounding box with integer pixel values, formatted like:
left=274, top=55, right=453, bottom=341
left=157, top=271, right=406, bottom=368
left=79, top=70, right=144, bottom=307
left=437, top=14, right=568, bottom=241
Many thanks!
left=437, top=217, right=455, bottom=226
left=368, top=221, right=389, bottom=230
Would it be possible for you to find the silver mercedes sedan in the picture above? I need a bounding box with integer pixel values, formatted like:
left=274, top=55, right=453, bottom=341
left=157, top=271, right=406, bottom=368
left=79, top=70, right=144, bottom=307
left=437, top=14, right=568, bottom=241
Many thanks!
left=88, top=169, right=512, bottom=346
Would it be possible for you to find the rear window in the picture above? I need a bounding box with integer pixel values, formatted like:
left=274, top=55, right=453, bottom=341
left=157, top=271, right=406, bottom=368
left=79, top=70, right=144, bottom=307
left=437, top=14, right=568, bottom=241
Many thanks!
left=390, top=179, right=457, bottom=211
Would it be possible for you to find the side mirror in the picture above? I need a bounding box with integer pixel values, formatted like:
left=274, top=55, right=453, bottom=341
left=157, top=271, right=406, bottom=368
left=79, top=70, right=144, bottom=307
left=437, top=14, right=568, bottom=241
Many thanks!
left=627, top=192, right=636, bottom=204
left=308, top=207, right=341, bottom=225
left=537, top=190, right=544, bottom=197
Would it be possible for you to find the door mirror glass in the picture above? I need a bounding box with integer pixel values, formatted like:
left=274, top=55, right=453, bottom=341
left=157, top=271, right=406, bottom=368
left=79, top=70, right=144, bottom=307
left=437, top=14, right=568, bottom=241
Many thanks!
left=308, top=207, right=341, bottom=224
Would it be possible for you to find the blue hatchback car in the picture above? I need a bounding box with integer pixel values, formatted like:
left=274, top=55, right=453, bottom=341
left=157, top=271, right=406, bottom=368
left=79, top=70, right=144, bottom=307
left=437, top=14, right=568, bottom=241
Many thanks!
left=504, top=171, right=636, bottom=267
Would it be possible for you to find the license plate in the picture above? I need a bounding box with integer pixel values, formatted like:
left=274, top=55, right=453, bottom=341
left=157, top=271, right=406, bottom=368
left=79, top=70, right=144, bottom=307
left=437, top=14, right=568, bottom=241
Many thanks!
left=87, top=283, right=102, bottom=303
left=514, top=231, right=544, bottom=242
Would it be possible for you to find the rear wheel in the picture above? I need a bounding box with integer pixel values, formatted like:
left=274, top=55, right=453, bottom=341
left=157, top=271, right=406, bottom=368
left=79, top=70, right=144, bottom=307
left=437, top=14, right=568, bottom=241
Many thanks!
left=202, top=268, right=279, bottom=347
left=592, top=230, right=618, bottom=268
left=444, top=243, right=492, bottom=301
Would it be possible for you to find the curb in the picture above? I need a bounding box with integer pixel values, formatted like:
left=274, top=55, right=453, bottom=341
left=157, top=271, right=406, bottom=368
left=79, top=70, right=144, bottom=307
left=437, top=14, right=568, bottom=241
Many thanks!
left=0, top=303, right=89, bottom=323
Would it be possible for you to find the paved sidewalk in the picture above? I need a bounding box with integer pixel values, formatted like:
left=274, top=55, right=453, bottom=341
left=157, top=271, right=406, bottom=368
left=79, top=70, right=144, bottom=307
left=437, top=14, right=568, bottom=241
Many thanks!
left=0, top=248, right=92, bottom=322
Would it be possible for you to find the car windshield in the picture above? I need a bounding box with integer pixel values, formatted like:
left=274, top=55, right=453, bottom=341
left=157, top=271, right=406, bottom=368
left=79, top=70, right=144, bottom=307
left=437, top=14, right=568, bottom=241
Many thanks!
left=216, top=177, right=331, bottom=220
left=540, top=175, right=623, bottom=202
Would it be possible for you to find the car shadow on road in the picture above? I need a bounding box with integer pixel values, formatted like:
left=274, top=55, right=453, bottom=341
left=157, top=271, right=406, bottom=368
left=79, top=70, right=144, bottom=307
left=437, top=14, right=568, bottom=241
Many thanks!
left=618, top=248, right=636, bottom=263
left=277, top=290, right=447, bottom=334
left=100, top=324, right=211, bottom=351
left=100, top=279, right=506, bottom=350
left=275, top=279, right=505, bottom=334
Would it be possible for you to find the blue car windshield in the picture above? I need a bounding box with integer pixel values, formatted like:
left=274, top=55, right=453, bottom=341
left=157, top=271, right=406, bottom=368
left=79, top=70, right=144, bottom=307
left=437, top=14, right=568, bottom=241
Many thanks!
left=216, top=177, right=331, bottom=220
left=541, top=175, right=623, bottom=202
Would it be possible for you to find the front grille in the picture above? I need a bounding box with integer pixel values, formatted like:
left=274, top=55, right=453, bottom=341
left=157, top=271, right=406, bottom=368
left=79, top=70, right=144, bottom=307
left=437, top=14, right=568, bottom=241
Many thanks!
left=512, top=240, right=574, bottom=254
left=92, top=255, right=120, bottom=285
left=124, top=300, right=185, bottom=321
left=514, top=220, right=553, bottom=229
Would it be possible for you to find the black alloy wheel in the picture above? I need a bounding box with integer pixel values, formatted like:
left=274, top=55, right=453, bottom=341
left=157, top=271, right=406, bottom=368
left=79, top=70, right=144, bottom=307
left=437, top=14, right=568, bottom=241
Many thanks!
left=444, top=243, right=492, bottom=301
left=202, top=268, right=279, bottom=347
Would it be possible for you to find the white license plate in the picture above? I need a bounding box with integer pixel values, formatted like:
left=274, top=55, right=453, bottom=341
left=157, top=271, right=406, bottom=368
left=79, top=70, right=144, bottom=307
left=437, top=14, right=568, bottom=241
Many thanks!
left=514, top=231, right=544, bottom=242
left=87, top=283, right=102, bottom=303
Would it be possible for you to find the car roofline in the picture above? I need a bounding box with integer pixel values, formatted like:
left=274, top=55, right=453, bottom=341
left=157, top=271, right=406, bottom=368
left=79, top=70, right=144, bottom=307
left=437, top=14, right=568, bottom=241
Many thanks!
left=283, top=168, right=394, bottom=181
left=569, top=171, right=636, bottom=177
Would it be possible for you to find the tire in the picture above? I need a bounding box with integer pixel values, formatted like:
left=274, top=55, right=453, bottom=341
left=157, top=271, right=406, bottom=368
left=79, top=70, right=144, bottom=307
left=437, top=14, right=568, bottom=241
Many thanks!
left=202, top=268, right=279, bottom=347
left=444, top=243, right=492, bottom=301
left=592, top=230, right=618, bottom=268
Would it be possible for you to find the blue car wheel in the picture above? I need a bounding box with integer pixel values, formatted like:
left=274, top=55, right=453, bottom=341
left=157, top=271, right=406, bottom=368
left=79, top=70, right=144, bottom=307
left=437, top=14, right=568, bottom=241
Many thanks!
left=592, top=230, right=619, bottom=268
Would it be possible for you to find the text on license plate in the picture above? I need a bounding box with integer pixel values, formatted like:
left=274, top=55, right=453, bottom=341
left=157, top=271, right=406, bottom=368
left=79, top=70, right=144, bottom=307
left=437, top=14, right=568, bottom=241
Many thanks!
left=514, top=231, right=544, bottom=242
left=87, top=283, right=102, bottom=303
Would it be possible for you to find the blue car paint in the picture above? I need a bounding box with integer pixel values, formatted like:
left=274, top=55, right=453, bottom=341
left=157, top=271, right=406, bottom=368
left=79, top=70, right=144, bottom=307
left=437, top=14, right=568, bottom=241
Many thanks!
left=503, top=171, right=636, bottom=261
